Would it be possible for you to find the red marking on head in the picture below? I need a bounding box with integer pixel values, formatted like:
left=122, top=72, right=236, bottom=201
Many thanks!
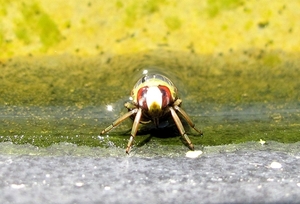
left=158, top=85, right=173, bottom=108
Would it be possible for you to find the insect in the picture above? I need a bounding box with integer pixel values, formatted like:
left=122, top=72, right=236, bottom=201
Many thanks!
left=100, top=73, right=203, bottom=153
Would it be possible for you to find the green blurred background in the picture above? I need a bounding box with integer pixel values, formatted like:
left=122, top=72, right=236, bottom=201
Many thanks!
left=1, top=0, right=299, bottom=58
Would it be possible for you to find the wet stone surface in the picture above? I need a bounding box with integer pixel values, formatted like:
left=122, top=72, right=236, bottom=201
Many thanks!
left=0, top=143, right=299, bottom=204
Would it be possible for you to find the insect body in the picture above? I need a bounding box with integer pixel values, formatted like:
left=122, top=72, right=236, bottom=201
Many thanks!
left=100, top=73, right=202, bottom=153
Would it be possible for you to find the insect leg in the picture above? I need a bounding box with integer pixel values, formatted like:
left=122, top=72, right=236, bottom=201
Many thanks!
left=100, top=109, right=138, bottom=135
left=169, top=107, right=194, bottom=151
left=173, top=105, right=203, bottom=135
left=126, top=108, right=142, bottom=154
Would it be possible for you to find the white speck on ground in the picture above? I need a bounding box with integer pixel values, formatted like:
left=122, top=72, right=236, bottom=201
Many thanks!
left=185, top=150, right=203, bottom=158
left=269, top=161, right=282, bottom=169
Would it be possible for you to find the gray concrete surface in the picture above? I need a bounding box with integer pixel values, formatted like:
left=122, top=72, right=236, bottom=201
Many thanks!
left=0, top=142, right=299, bottom=204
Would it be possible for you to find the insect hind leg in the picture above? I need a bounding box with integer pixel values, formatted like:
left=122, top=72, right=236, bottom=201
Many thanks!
left=173, top=105, right=203, bottom=135
left=169, top=106, right=194, bottom=150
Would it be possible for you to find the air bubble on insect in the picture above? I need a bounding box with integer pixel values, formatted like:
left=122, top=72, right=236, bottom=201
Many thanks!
left=143, top=69, right=148, bottom=75
left=185, top=150, right=203, bottom=158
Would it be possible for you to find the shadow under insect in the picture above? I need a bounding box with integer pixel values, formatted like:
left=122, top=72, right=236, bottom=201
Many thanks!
left=125, top=116, right=202, bottom=149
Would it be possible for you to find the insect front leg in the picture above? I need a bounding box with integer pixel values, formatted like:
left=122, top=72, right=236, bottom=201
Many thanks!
left=126, top=108, right=142, bottom=154
left=124, top=101, right=137, bottom=110
left=169, top=106, right=194, bottom=151
left=100, top=108, right=138, bottom=135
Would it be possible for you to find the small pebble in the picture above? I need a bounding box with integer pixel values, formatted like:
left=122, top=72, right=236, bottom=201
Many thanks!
left=11, top=184, right=25, bottom=189
left=259, top=139, right=266, bottom=145
left=270, top=161, right=282, bottom=169
left=186, top=150, right=203, bottom=158
left=75, top=182, right=84, bottom=187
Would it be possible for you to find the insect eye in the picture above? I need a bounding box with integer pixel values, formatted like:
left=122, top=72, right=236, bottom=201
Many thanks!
left=160, top=88, right=166, bottom=96
left=158, top=85, right=173, bottom=108
left=137, top=87, right=148, bottom=109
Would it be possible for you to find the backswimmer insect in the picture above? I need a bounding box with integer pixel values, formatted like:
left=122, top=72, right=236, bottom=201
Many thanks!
left=100, top=72, right=203, bottom=153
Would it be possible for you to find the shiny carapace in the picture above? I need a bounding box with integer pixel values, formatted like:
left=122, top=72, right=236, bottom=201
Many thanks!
left=100, top=73, right=202, bottom=153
